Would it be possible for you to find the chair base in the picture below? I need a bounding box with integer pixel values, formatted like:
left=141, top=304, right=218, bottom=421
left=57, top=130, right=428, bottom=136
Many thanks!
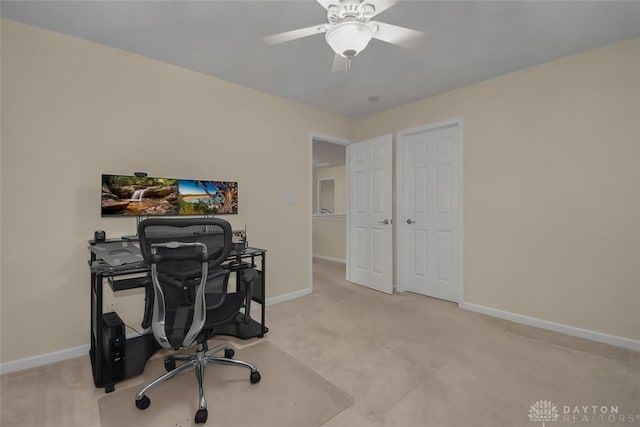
left=134, top=342, right=260, bottom=424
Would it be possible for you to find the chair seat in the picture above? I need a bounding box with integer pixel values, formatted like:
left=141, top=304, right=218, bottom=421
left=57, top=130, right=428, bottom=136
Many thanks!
left=204, top=292, right=245, bottom=327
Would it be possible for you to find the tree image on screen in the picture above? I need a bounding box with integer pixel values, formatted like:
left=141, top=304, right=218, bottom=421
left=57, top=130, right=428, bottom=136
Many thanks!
left=102, top=175, right=179, bottom=216
left=178, top=180, right=238, bottom=215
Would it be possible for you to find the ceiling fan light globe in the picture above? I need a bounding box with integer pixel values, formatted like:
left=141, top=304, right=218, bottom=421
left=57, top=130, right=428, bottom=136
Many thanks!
left=325, top=22, right=373, bottom=58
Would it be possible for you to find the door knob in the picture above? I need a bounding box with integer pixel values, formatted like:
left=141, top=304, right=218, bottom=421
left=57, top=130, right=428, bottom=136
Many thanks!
left=378, top=219, right=390, bottom=225
left=406, top=219, right=415, bottom=224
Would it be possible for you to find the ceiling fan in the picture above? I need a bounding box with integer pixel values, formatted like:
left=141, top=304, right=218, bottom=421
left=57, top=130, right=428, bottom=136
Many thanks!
left=263, top=0, right=429, bottom=72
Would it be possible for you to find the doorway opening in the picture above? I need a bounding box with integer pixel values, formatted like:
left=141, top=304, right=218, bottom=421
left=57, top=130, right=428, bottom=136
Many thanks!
left=310, top=135, right=350, bottom=292
left=312, top=138, right=348, bottom=262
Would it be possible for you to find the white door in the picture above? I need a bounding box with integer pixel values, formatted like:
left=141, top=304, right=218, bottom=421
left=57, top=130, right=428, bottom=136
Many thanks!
left=348, top=134, right=393, bottom=294
left=397, top=120, right=463, bottom=302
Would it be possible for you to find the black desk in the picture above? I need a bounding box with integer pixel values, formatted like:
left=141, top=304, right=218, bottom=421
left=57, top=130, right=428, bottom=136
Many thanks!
left=89, top=240, right=268, bottom=392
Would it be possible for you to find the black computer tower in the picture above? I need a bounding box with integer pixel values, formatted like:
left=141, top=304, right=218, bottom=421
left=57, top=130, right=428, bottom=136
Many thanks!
left=102, top=312, right=126, bottom=380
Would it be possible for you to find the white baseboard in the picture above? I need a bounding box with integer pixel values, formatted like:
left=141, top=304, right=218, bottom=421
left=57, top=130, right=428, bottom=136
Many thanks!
left=460, top=301, right=640, bottom=352
left=313, top=254, right=346, bottom=264
left=1, top=289, right=313, bottom=375
left=265, top=287, right=312, bottom=306
left=0, top=343, right=89, bottom=375
left=15, top=293, right=636, bottom=375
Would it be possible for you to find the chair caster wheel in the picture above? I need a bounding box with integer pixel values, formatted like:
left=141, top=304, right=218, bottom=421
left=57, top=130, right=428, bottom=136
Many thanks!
left=195, top=408, right=208, bottom=424
left=224, top=348, right=235, bottom=359
left=135, top=395, right=150, bottom=410
left=164, top=358, right=176, bottom=372
left=250, top=370, right=261, bottom=384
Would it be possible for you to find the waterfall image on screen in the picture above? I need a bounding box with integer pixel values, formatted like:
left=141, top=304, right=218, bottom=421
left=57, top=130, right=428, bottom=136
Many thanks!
left=178, top=180, right=238, bottom=215
left=102, top=175, right=179, bottom=216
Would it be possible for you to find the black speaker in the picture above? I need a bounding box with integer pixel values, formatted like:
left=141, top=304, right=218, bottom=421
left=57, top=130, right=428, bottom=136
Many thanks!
left=102, top=312, right=126, bottom=380
left=94, top=230, right=106, bottom=242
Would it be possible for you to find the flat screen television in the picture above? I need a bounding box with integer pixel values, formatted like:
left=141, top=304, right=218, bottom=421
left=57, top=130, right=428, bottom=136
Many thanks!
left=101, top=174, right=238, bottom=216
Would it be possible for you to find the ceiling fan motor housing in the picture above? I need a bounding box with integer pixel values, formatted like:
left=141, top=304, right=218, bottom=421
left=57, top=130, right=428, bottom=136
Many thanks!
left=327, top=0, right=375, bottom=24
left=325, top=21, right=374, bottom=58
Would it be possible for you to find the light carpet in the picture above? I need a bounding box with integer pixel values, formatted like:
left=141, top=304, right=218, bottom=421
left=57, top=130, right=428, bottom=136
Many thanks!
left=98, top=340, right=352, bottom=427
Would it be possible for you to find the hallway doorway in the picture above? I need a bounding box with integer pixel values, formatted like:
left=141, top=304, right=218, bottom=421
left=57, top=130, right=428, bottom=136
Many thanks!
left=312, top=138, right=348, bottom=264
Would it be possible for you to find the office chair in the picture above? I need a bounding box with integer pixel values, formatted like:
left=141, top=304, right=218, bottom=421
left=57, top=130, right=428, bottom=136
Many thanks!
left=134, top=218, right=261, bottom=424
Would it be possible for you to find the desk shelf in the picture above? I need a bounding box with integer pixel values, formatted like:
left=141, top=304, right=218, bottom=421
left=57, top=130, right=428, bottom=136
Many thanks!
left=216, top=315, right=269, bottom=339
left=108, top=276, right=150, bottom=292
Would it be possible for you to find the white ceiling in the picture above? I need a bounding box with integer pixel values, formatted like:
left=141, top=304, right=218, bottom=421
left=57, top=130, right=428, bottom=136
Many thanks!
left=2, top=1, right=639, bottom=118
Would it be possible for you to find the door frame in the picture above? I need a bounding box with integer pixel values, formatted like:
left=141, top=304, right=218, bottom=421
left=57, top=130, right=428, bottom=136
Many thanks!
left=309, top=132, right=351, bottom=291
left=395, top=117, right=465, bottom=305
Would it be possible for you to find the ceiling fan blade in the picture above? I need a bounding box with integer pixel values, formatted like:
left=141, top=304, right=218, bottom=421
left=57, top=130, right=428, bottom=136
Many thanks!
left=316, top=0, right=335, bottom=11
left=371, top=21, right=429, bottom=49
left=364, top=0, right=400, bottom=18
left=331, top=53, right=347, bottom=73
left=263, top=24, right=328, bottom=45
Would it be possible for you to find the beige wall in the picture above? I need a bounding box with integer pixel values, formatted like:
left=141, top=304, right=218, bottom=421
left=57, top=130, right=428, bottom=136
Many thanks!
left=0, top=20, right=351, bottom=363
left=312, top=216, right=346, bottom=261
left=354, top=38, right=640, bottom=341
left=1, top=19, right=638, bottom=365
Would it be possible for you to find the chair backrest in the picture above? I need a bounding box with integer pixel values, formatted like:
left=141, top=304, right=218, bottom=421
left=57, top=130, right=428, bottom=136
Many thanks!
left=138, top=218, right=233, bottom=348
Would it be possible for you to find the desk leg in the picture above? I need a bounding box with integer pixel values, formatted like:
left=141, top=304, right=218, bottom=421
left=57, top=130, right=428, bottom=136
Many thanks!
left=260, top=253, right=266, bottom=338
left=91, top=271, right=107, bottom=389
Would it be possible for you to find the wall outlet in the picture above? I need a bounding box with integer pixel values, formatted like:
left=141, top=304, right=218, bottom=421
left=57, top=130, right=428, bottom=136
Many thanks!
left=107, top=302, right=116, bottom=312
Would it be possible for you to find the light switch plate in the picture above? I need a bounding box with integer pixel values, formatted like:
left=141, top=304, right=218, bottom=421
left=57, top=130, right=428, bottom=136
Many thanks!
left=283, top=192, right=296, bottom=204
